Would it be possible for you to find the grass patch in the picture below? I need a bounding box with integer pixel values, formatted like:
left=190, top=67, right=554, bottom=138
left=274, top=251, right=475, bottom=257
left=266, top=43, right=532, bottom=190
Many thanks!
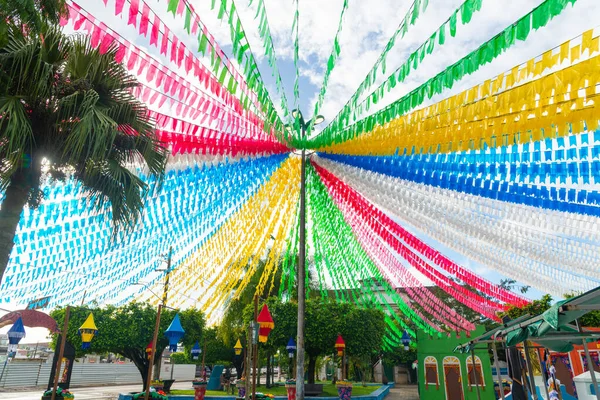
left=171, top=383, right=381, bottom=397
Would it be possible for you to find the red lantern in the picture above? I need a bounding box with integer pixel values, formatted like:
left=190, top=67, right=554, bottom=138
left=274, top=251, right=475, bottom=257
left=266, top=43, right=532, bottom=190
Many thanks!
left=334, top=335, right=345, bottom=356
left=256, top=304, right=274, bottom=343
left=146, top=341, right=154, bottom=359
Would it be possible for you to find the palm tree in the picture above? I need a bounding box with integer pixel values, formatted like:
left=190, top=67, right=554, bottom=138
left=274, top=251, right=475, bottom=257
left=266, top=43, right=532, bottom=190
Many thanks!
left=0, top=0, right=67, bottom=46
left=0, top=25, right=168, bottom=279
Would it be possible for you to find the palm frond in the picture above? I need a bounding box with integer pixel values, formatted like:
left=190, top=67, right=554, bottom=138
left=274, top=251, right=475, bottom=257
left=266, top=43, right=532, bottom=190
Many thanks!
left=0, top=96, right=33, bottom=189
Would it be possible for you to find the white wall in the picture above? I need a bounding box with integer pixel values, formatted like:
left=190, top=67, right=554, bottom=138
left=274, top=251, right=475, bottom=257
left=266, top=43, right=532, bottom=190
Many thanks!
left=0, top=361, right=196, bottom=388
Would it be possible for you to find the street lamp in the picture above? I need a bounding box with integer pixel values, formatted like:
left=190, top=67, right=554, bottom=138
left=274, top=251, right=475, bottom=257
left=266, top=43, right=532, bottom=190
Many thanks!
left=289, top=109, right=324, bottom=400
left=286, top=110, right=325, bottom=138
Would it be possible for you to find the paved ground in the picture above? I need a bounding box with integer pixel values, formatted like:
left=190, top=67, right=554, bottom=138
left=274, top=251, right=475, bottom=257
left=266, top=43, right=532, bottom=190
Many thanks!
left=388, top=386, right=419, bottom=400
left=1, top=383, right=420, bottom=400
left=0, top=381, right=194, bottom=400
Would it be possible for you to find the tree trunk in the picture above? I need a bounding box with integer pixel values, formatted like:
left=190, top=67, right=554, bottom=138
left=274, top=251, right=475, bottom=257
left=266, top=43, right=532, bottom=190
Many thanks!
left=0, top=169, right=33, bottom=279
left=233, top=355, right=243, bottom=378
left=266, top=351, right=271, bottom=388
left=307, top=354, right=317, bottom=384
left=122, top=348, right=150, bottom=391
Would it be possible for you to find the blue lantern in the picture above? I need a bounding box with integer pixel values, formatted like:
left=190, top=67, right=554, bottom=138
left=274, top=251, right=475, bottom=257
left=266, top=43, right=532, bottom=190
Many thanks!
left=401, top=330, right=411, bottom=351
left=286, top=337, right=296, bottom=358
left=7, top=317, right=26, bottom=355
left=164, top=314, right=185, bottom=352
left=191, top=340, right=201, bottom=360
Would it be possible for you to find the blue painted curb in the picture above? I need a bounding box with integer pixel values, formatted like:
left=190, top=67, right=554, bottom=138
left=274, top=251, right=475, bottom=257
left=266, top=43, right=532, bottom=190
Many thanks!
left=118, top=385, right=390, bottom=400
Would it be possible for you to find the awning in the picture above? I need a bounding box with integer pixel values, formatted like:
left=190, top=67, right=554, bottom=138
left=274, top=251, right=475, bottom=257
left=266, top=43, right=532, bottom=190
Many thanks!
left=455, top=286, right=600, bottom=353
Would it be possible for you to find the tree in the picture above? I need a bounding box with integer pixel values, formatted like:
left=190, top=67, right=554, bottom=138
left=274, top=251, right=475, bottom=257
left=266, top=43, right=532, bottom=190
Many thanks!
left=242, top=297, right=385, bottom=385
left=0, top=25, right=168, bottom=279
left=501, top=294, right=554, bottom=320
left=499, top=278, right=530, bottom=294
left=50, top=303, right=205, bottom=390
left=0, top=0, right=67, bottom=46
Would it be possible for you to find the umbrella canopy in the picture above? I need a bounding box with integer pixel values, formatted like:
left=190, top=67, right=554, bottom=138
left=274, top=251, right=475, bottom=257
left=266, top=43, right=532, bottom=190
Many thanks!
left=7, top=316, right=26, bottom=353
left=165, top=314, right=185, bottom=351
left=256, top=304, right=274, bottom=343
left=78, top=313, right=98, bottom=349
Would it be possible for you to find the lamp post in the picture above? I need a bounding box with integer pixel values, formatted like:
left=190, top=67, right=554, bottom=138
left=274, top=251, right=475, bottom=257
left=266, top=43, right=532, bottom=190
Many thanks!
left=288, top=109, right=324, bottom=400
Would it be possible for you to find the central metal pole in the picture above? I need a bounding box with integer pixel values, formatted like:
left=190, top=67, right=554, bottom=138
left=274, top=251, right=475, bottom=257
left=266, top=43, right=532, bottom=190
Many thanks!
left=296, top=124, right=307, bottom=400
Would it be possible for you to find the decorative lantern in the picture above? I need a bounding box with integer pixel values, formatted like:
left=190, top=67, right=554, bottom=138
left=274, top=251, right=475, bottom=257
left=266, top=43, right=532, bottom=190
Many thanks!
left=146, top=340, right=154, bottom=359
left=334, top=335, right=345, bottom=357
left=165, top=314, right=185, bottom=351
left=286, top=338, right=296, bottom=358
left=7, top=316, right=26, bottom=354
left=234, top=339, right=243, bottom=356
left=401, top=330, right=411, bottom=351
left=256, top=304, right=274, bottom=343
left=191, top=340, right=201, bottom=360
left=78, top=313, right=97, bottom=349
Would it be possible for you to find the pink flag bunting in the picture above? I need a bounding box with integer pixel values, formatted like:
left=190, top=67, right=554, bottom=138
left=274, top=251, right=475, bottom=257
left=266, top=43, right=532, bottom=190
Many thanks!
left=139, top=3, right=150, bottom=36
left=150, top=15, right=160, bottom=46
left=115, top=0, right=126, bottom=16
left=127, top=0, right=139, bottom=27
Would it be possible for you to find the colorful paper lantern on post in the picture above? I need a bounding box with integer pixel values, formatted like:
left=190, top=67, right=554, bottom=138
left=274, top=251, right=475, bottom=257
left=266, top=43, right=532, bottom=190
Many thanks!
left=334, top=335, right=345, bottom=357
left=401, top=330, right=411, bottom=351
left=78, top=313, right=97, bottom=349
left=191, top=340, right=201, bottom=360
left=146, top=341, right=153, bottom=359
left=7, top=317, right=26, bottom=354
left=234, top=339, right=243, bottom=356
left=256, top=304, right=274, bottom=343
left=286, top=338, right=296, bottom=358
left=165, top=314, right=185, bottom=351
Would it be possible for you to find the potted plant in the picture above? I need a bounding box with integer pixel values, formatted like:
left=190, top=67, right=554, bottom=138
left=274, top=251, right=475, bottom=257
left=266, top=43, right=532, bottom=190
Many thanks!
left=336, top=380, right=353, bottom=400
left=150, top=380, right=164, bottom=392
left=236, top=377, right=246, bottom=399
left=42, top=387, right=74, bottom=400
left=192, top=379, right=208, bottom=400
left=284, top=379, right=296, bottom=400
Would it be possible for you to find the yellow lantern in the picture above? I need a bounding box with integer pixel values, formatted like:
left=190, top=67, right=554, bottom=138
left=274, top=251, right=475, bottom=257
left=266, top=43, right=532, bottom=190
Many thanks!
left=78, top=313, right=97, bottom=349
left=234, top=339, right=243, bottom=356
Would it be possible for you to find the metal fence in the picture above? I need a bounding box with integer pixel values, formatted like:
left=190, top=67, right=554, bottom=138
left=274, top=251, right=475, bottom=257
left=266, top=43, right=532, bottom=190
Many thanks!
left=0, top=361, right=195, bottom=388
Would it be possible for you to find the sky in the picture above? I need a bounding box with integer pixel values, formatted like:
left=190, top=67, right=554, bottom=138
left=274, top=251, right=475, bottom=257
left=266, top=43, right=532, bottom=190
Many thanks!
left=3, top=0, right=600, bottom=342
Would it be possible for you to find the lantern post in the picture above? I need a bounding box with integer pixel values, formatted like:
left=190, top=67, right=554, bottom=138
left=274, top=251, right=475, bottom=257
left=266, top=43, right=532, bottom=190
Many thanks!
left=286, top=338, right=297, bottom=378
left=0, top=316, right=26, bottom=384
left=51, top=306, right=71, bottom=400
left=334, top=335, right=346, bottom=380
left=165, top=314, right=185, bottom=380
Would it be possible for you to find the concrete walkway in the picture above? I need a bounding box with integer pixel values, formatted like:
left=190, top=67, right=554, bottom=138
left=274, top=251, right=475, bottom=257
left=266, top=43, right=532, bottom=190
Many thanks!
left=388, top=386, right=419, bottom=400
